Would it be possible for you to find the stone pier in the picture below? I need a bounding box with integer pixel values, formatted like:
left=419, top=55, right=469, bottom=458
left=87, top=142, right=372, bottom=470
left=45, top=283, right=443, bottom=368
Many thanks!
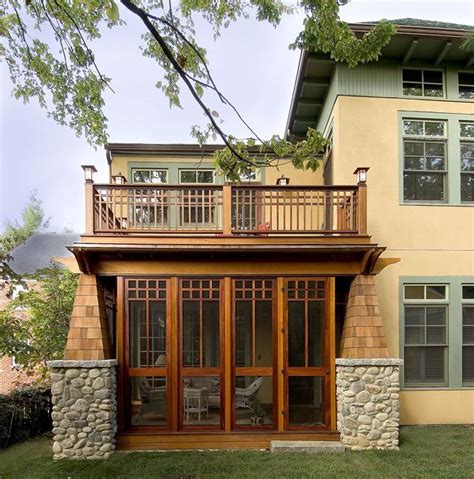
left=48, top=359, right=117, bottom=460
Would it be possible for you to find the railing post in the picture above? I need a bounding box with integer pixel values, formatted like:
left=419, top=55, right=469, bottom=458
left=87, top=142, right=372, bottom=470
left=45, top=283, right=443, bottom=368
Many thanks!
left=222, top=184, right=232, bottom=235
left=81, top=165, right=97, bottom=235
left=357, top=184, right=368, bottom=235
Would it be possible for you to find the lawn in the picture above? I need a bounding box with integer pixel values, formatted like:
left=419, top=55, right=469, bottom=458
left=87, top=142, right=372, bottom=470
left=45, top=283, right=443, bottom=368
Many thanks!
left=0, top=426, right=473, bottom=479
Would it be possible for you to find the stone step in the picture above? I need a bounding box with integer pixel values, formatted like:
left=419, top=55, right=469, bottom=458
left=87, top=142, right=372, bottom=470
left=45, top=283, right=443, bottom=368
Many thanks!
left=270, top=440, right=345, bottom=454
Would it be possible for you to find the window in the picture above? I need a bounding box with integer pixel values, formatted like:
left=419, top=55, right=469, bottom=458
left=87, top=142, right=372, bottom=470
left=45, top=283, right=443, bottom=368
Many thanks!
left=402, top=119, right=447, bottom=202
left=402, top=69, right=444, bottom=97
left=460, top=122, right=474, bottom=203
left=179, top=169, right=215, bottom=184
left=458, top=72, right=474, bottom=99
left=403, top=284, right=448, bottom=387
left=462, top=285, right=474, bottom=387
left=131, top=168, right=168, bottom=184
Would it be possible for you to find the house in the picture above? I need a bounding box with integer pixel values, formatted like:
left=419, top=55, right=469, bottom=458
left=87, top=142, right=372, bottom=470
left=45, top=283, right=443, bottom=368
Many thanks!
left=0, top=233, right=79, bottom=394
left=48, top=19, right=473, bottom=460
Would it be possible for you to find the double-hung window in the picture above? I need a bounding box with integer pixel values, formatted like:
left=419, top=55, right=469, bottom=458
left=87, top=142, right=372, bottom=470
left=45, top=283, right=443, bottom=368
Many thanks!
left=462, top=285, right=474, bottom=387
left=403, top=119, right=448, bottom=202
left=458, top=72, right=474, bottom=100
left=460, top=122, right=474, bottom=203
left=402, top=69, right=444, bottom=97
left=403, top=284, right=449, bottom=387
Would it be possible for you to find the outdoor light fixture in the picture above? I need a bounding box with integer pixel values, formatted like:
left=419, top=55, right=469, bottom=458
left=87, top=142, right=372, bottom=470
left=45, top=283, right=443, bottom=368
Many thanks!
left=112, top=172, right=127, bottom=184
left=354, top=167, right=369, bottom=185
left=276, top=175, right=290, bottom=186
left=81, top=164, right=97, bottom=183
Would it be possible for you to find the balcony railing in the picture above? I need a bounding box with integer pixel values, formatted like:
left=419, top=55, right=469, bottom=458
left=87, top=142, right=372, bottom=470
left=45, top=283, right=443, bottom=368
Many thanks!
left=85, top=184, right=367, bottom=236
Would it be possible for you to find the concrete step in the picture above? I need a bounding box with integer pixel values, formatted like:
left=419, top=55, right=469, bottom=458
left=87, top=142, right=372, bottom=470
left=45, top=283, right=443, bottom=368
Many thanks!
left=270, top=440, right=345, bottom=454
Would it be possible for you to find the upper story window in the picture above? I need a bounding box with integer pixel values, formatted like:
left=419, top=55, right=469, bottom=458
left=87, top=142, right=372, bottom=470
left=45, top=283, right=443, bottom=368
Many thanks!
left=402, top=69, right=444, bottom=98
left=458, top=72, right=474, bottom=99
left=402, top=119, right=447, bottom=202
left=179, top=169, right=215, bottom=184
left=460, top=122, right=474, bottom=203
left=462, top=285, right=474, bottom=387
left=403, top=284, right=449, bottom=388
left=132, top=168, right=168, bottom=184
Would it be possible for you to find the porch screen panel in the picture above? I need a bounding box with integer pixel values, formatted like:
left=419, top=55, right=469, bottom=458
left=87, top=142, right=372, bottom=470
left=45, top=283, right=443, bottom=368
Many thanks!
left=285, top=279, right=329, bottom=430
left=180, top=279, right=223, bottom=429
left=126, top=278, right=169, bottom=428
left=233, top=279, right=275, bottom=429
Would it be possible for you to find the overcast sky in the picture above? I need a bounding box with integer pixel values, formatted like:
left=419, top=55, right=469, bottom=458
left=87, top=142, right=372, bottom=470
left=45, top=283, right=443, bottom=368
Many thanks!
left=1, top=0, right=473, bottom=233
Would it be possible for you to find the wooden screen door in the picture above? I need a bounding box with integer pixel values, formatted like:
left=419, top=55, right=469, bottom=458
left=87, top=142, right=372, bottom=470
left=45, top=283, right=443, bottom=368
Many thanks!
left=283, top=278, right=330, bottom=430
left=178, top=278, right=224, bottom=430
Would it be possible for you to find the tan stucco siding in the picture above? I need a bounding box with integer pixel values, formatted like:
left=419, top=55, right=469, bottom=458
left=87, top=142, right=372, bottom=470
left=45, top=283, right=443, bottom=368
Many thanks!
left=332, top=95, right=474, bottom=425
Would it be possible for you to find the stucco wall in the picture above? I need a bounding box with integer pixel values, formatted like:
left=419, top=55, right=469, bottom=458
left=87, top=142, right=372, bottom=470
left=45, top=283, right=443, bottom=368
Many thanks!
left=331, top=95, right=474, bottom=425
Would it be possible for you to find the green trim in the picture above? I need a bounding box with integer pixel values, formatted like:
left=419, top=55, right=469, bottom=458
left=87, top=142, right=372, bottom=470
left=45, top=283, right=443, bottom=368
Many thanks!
left=398, top=111, right=473, bottom=205
left=399, top=276, right=474, bottom=390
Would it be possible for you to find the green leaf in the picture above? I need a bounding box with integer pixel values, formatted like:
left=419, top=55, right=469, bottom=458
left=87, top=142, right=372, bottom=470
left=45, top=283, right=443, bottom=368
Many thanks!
left=106, top=1, right=120, bottom=22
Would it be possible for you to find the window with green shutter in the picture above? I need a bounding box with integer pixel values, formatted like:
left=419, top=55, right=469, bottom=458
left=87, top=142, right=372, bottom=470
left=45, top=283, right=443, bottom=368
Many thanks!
left=460, top=122, right=474, bottom=203
left=462, top=285, right=474, bottom=387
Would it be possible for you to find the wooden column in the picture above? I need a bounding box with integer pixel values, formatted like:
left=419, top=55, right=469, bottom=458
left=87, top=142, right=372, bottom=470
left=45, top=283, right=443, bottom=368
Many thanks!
left=64, top=274, right=114, bottom=360
left=222, top=184, right=232, bottom=235
left=84, top=181, right=94, bottom=235
left=357, top=184, right=367, bottom=235
left=339, top=274, right=389, bottom=359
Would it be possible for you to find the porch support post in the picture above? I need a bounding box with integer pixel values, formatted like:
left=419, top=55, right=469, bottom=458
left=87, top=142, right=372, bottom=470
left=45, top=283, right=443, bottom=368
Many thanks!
left=48, top=274, right=117, bottom=460
left=336, top=274, right=402, bottom=450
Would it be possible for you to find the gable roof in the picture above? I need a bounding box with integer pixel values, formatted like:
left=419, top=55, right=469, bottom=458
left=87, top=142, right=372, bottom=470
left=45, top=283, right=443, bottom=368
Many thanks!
left=9, top=233, right=80, bottom=275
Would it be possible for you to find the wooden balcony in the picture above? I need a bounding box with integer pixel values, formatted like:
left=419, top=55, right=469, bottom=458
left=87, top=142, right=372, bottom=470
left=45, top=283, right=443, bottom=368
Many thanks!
left=85, top=183, right=367, bottom=237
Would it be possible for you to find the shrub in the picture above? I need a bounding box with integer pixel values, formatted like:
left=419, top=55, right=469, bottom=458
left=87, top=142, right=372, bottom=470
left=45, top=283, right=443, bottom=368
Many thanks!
left=0, top=387, right=51, bottom=449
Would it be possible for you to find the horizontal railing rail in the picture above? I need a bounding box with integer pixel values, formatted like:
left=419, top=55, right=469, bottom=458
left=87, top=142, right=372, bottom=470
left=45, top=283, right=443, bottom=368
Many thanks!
left=86, top=183, right=366, bottom=236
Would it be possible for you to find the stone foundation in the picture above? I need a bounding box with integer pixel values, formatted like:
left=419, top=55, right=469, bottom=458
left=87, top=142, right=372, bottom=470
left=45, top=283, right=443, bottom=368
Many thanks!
left=336, top=358, right=403, bottom=450
left=47, top=360, right=117, bottom=460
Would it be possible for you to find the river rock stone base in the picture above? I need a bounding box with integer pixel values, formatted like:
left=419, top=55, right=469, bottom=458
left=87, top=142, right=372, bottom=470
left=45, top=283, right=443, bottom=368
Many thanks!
left=47, top=360, right=118, bottom=460
left=336, top=358, right=403, bottom=451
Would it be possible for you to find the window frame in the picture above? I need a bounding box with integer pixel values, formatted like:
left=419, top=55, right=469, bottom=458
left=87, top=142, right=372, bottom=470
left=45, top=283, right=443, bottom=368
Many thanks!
left=178, top=169, right=215, bottom=185
left=462, top=284, right=474, bottom=387
left=402, top=119, right=448, bottom=204
left=400, top=277, right=474, bottom=390
left=402, top=68, right=445, bottom=99
left=402, top=283, right=449, bottom=388
left=131, top=168, right=169, bottom=185
left=458, top=71, right=474, bottom=100
left=460, top=121, right=474, bottom=204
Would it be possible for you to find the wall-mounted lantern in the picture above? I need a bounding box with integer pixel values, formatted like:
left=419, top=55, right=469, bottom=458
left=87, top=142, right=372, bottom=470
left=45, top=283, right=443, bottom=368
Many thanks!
left=81, top=164, right=97, bottom=183
left=276, top=175, right=290, bottom=186
left=353, top=167, right=370, bottom=185
left=112, top=172, right=127, bottom=184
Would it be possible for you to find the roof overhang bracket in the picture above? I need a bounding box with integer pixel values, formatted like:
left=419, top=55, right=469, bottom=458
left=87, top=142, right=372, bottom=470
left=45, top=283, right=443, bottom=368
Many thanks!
left=435, top=41, right=452, bottom=65
left=466, top=56, right=474, bottom=68
left=403, top=39, right=419, bottom=64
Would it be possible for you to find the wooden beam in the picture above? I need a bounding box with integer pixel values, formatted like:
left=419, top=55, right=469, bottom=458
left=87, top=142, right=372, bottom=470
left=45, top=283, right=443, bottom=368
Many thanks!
left=293, top=116, right=318, bottom=124
left=298, top=98, right=323, bottom=108
left=435, top=41, right=452, bottom=65
left=403, top=39, right=419, bottom=64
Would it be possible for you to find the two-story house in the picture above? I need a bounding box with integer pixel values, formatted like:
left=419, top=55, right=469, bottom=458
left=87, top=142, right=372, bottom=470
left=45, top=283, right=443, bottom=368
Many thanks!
left=48, top=19, right=473, bottom=460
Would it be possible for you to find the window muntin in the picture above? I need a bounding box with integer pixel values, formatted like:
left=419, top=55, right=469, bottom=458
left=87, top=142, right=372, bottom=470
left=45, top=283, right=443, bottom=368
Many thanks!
left=403, top=284, right=449, bottom=387
left=179, top=169, right=215, bottom=184
left=403, top=120, right=448, bottom=202
left=460, top=122, right=474, bottom=203
left=458, top=72, right=474, bottom=99
left=131, top=168, right=168, bottom=184
left=402, top=69, right=444, bottom=98
left=462, top=285, right=474, bottom=387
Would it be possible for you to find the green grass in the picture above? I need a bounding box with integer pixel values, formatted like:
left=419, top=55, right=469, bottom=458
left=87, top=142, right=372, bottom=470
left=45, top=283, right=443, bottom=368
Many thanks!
left=0, top=426, right=473, bottom=479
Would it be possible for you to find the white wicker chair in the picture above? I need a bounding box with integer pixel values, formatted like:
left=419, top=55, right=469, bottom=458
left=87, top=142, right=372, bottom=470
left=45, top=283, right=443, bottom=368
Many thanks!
left=235, top=377, right=264, bottom=409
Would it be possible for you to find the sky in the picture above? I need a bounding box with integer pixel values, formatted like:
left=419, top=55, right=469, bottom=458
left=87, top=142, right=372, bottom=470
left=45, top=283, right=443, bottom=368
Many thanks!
left=1, top=0, right=473, bottom=233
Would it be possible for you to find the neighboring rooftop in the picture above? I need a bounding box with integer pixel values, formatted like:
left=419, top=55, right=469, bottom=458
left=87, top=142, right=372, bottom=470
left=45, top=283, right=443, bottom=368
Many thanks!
left=360, top=18, right=473, bottom=31
left=9, top=233, right=80, bottom=275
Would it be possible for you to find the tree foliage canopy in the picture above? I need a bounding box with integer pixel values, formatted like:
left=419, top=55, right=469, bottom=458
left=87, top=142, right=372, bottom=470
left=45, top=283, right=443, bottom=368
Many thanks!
left=0, top=0, right=397, bottom=179
left=0, top=265, right=78, bottom=382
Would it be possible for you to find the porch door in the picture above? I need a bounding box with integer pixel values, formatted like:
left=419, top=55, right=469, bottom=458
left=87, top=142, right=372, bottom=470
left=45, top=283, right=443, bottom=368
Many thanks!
left=125, top=278, right=170, bottom=429
left=283, top=278, right=330, bottom=430
left=232, top=279, right=277, bottom=429
left=179, top=279, right=224, bottom=429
